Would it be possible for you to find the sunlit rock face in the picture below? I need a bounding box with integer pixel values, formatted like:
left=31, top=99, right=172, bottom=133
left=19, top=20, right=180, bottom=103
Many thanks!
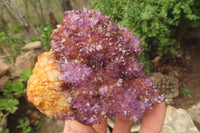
left=27, top=7, right=165, bottom=125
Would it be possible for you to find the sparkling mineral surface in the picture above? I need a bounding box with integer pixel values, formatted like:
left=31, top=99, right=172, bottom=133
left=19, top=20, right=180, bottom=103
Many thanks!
left=27, top=7, right=165, bottom=125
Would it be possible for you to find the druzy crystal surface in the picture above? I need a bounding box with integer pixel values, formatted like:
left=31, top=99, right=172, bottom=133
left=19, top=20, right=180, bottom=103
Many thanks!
left=27, top=7, right=164, bottom=125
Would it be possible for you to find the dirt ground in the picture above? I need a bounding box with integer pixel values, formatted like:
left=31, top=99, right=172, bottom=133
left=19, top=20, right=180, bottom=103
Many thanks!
left=172, top=39, right=200, bottom=109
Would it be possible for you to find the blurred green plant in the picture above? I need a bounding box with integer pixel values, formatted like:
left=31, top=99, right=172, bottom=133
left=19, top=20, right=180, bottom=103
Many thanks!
left=0, top=69, right=32, bottom=113
left=4, top=80, right=25, bottom=98
left=0, top=32, right=8, bottom=48
left=19, top=69, right=33, bottom=82
left=33, top=115, right=42, bottom=131
left=0, top=69, right=33, bottom=132
left=182, top=88, right=192, bottom=97
left=34, top=120, right=42, bottom=130
left=37, top=23, right=53, bottom=50
left=17, top=119, right=31, bottom=133
left=3, top=69, right=32, bottom=99
left=8, top=24, right=23, bottom=34
left=0, top=99, right=19, bottom=113
left=91, top=0, right=200, bottom=71
left=0, top=32, right=22, bottom=55
left=17, top=115, right=42, bottom=133
left=0, top=128, right=9, bottom=133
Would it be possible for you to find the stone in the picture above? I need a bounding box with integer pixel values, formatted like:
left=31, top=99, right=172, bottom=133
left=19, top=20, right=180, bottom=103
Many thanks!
left=0, top=59, right=10, bottom=76
left=10, top=50, right=37, bottom=78
left=187, top=102, right=200, bottom=125
left=150, top=72, right=179, bottom=99
left=22, top=41, right=41, bottom=50
left=161, top=106, right=199, bottom=133
left=0, top=75, right=10, bottom=92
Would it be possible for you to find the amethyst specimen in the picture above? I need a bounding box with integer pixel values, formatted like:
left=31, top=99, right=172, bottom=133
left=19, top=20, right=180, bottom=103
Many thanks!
left=48, top=7, right=164, bottom=124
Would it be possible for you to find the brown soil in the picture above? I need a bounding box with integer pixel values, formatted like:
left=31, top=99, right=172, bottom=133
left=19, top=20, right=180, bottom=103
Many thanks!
left=172, top=39, right=200, bottom=109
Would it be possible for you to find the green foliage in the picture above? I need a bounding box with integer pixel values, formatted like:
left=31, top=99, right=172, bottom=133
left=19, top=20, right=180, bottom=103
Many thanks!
left=0, top=128, right=9, bottom=133
left=8, top=24, right=23, bottom=34
left=139, top=52, right=150, bottom=74
left=91, top=0, right=200, bottom=70
left=19, top=69, right=33, bottom=82
left=34, top=120, right=42, bottom=129
left=37, top=23, right=53, bottom=50
left=5, top=58, right=11, bottom=63
left=0, top=68, right=33, bottom=131
left=1, top=68, right=32, bottom=116
left=4, top=69, right=32, bottom=99
left=182, top=88, right=192, bottom=97
left=0, top=32, right=22, bottom=54
left=0, top=32, right=8, bottom=47
left=0, top=68, right=41, bottom=133
left=4, top=80, right=25, bottom=98
left=17, top=116, right=42, bottom=133
left=33, top=115, right=42, bottom=131
left=0, top=99, right=19, bottom=113
left=191, top=0, right=200, bottom=28
left=17, top=119, right=31, bottom=133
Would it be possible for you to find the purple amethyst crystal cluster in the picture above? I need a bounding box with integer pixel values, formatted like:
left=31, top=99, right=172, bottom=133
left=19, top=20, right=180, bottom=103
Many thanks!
left=51, top=7, right=165, bottom=124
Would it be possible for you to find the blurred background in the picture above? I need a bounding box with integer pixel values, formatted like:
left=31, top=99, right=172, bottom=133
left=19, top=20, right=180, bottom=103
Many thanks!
left=0, top=0, right=200, bottom=133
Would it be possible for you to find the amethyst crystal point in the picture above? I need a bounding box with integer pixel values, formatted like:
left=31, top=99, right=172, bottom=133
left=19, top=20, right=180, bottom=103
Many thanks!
left=50, top=7, right=165, bottom=124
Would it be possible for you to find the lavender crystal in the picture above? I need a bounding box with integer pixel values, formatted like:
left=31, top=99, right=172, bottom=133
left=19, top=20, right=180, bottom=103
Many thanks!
left=50, top=7, right=164, bottom=124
